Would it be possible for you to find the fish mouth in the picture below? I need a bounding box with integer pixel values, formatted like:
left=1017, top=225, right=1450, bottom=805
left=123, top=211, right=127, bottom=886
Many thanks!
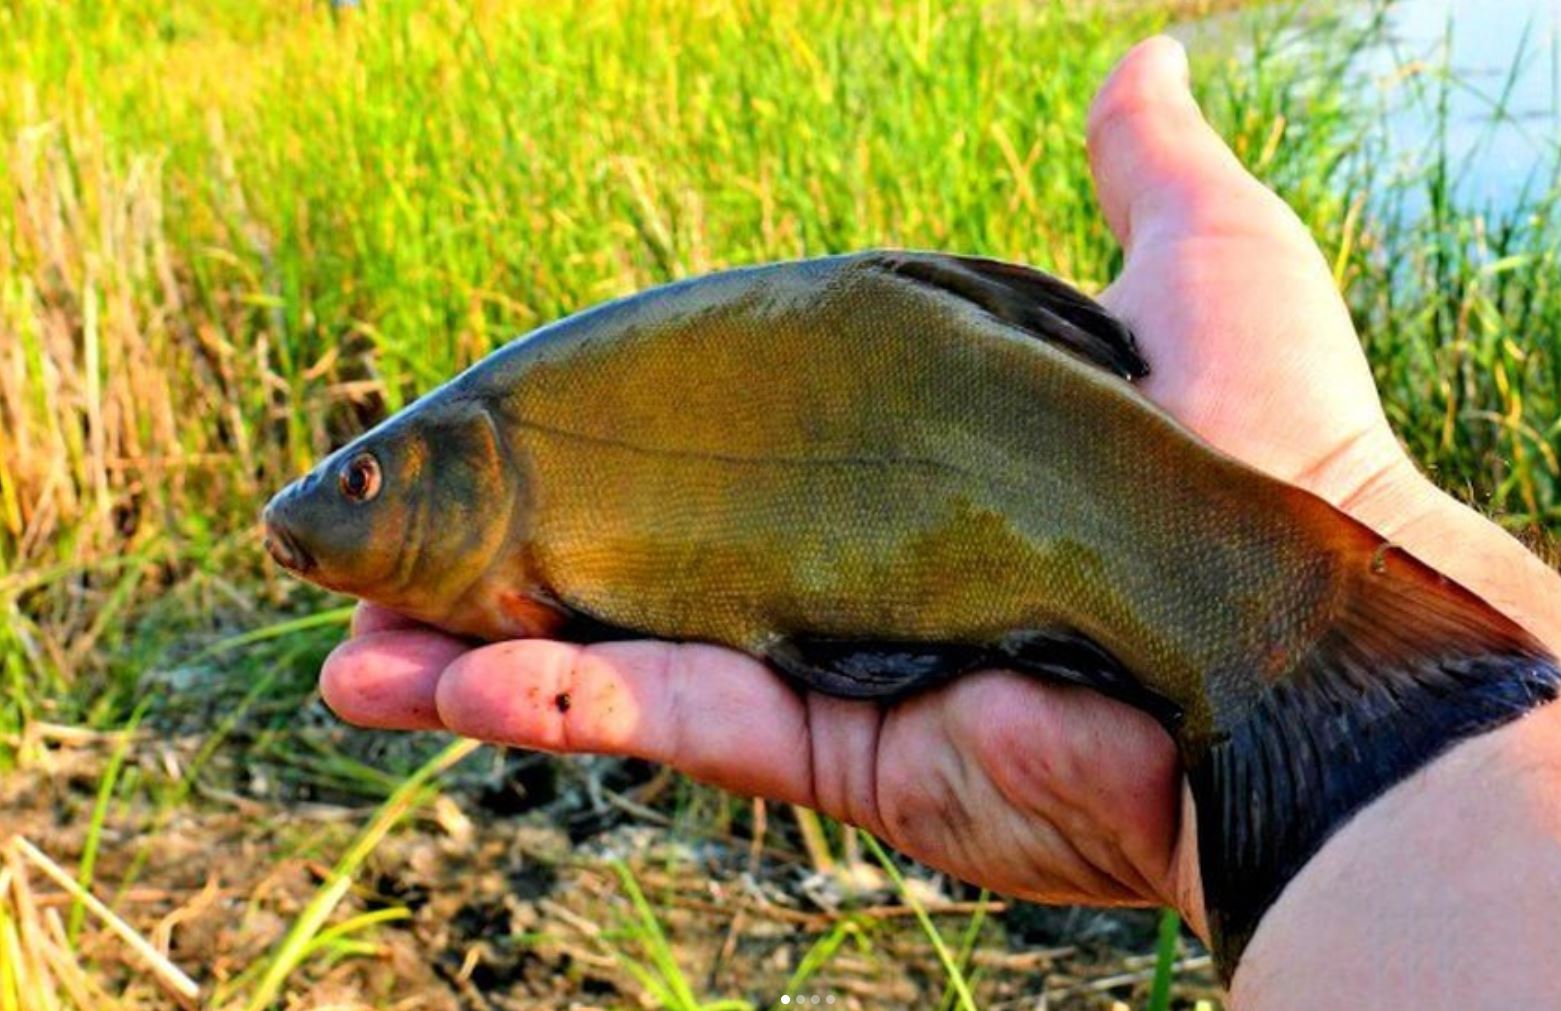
left=263, top=511, right=315, bottom=574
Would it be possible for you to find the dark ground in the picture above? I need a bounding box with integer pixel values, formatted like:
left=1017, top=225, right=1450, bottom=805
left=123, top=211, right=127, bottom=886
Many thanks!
left=1, top=681, right=1221, bottom=1009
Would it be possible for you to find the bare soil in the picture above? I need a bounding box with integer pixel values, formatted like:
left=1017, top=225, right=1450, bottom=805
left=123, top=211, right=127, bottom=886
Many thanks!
left=1, top=695, right=1221, bottom=1010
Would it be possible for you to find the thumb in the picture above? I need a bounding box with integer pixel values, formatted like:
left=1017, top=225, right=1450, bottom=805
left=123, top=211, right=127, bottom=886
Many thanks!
left=1087, top=36, right=1278, bottom=253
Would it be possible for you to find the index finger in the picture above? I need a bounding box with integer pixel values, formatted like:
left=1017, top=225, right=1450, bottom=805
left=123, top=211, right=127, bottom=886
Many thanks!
left=434, top=638, right=827, bottom=806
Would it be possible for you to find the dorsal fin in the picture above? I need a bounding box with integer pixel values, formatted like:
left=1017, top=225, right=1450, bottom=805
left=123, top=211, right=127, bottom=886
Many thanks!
left=868, top=251, right=1148, bottom=379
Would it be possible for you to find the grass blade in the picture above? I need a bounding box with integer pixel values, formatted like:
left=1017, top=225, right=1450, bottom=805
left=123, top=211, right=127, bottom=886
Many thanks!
left=68, top=703, right=145, bottom=941
left=12, top=837, right=200, bottom=1002
left=861, top=833, right=977, bottom=1011
left=240, top=736, right=480, bottom=1011
left=1147, top=907, right=1181, bottom=1011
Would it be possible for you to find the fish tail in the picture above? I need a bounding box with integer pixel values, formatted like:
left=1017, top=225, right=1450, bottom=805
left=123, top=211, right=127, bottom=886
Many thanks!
left=1191, top=527, right=1560, bottom=980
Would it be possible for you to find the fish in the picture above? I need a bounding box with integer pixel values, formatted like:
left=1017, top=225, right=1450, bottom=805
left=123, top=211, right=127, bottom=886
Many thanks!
left=262, top=251, right=1560, bottom=977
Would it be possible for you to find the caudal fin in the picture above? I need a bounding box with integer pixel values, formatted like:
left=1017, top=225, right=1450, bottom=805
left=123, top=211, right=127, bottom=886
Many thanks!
left=1191, top=534, right=1560, bottom=980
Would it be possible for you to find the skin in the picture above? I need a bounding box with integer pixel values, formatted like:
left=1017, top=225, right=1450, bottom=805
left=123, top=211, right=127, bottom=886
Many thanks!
left=317, top=37, right=1561, bottom=1003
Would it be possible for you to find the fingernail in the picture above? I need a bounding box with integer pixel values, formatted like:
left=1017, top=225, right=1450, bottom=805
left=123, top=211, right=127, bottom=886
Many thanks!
left=1151, top=35, right=1190, bottom=92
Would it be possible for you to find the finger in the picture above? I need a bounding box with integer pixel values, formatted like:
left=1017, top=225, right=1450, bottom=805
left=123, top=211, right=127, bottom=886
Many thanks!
left=350, top=601, right=428, bottom=637
left=320, top=629, right=470, bottom=730
left=1086, top=35, right=1287, bottom=252
left=434, top=638, right=822, bottom=806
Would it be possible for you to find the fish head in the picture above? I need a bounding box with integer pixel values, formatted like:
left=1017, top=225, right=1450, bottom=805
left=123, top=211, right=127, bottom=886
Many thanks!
left=262, top=397, right=519, bottom=621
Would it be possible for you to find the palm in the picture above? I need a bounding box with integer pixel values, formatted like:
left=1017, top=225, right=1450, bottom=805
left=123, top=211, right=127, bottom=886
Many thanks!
left=318, top=38, right=1406, bottom=925
left=838, top=672, right=1181, bottom=906
left=1100, top=189, right=1394, bottom=502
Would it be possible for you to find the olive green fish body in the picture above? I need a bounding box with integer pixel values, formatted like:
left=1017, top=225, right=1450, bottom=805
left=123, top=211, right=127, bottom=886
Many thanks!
left=453, top=255, right=1332, bottom=740
left=264, top=251, right=1559, bottom=978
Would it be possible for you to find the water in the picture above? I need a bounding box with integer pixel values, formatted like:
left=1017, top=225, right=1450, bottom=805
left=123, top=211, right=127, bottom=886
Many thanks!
left=1183, top=0, right=1561, bottom=213
left=1362, top=0, right=1559, bottom=209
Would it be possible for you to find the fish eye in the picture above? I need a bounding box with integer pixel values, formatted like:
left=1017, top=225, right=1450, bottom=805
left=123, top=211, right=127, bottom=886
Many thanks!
left=339, top=452, right=382, bottom=503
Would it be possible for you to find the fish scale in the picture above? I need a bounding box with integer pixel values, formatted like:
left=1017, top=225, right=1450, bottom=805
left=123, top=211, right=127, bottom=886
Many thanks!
left=264, top=250, right=1561, bottom=979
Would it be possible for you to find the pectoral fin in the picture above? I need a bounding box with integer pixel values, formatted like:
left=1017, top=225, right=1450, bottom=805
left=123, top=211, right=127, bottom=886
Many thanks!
left=765, top=637, right=988, bottom=699
left=762, top=626, right=1178, bottom=716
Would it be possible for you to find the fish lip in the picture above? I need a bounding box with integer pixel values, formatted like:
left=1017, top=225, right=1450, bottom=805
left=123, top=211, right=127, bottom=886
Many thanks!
left=262, top=508, right=315, bottom=575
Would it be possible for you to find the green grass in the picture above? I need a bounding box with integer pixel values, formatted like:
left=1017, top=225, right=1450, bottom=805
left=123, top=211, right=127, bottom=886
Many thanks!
left=0, top=0, right=1172, bottom=730
left=0, top=0, right=1558, bottom=1006
left=1, top=0, right=1555, bottom=725
left=863, top=832, right=978, bottom=1011
left=224, top=736, right=480, bottom=1010
left=607, top=860, right=756, bottom=1011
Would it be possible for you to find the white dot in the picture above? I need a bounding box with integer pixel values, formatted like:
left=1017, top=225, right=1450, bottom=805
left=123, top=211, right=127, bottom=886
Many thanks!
left=780, top=999, right=790, bottom=1006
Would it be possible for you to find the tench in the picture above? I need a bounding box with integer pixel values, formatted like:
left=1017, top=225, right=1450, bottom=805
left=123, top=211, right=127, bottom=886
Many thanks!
left=262, top=251, right=1560, bottom=976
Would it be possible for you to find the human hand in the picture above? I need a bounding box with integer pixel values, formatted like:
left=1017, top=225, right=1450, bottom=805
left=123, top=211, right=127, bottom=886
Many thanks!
left=1089, top=41, right=1561, bottom=654
left=317, top=36, right=1561, bottom=939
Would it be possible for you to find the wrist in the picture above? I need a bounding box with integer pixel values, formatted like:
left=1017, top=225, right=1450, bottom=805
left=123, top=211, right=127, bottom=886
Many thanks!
left=1321, top=435, right=1561, bottom=652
